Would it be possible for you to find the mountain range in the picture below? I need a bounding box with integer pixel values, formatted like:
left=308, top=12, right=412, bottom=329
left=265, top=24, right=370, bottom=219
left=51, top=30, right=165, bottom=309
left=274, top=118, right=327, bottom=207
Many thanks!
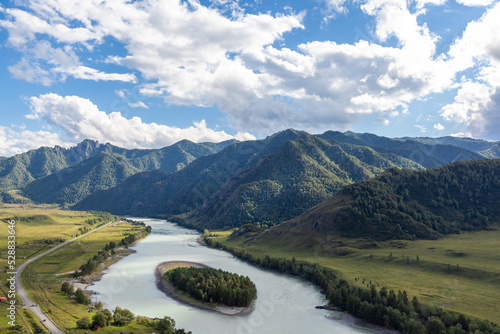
left=0, top=139, right=234, bottom=204
left=241, top=158, right=500, bottom=250
left=1, top=130, right=498, bottom=239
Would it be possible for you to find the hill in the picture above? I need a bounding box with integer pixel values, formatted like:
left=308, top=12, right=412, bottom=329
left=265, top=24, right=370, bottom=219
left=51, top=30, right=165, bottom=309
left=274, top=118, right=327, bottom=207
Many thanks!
left=193, top=134, right=423, bottom=229
left=318, top=131, right=486, bottom=168
left=76, top=130, right=483, bottom=229
left=0, top=139, right=233, bottom=204
left=75, top=129, right=307, bottom=215
left=23, top=152, right=140, bottom=204
left=397, top=136, right=500, bottom=158
left=247, top=159, right=500, bottom=246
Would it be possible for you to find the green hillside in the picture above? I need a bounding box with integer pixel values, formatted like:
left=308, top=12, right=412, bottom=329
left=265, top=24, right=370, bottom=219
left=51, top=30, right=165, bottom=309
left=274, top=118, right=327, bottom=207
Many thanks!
left=194, top=134, right=423, bottom=229
left=0, top=139, right=233, bottom=204
left=319, top=131, right=486, bottom=167
left=23, top=152, right=140, bottom=204
left=78, top=130, right=476, bottom=230
left=250, top=159, right=500, bottom=245
left=73, top=170, right=168, bottom=215
left=0, top=146, right=69, bottom=190
left=398, top=136, right=500, bottom=158
left=75, top=129, right=306, bottom=215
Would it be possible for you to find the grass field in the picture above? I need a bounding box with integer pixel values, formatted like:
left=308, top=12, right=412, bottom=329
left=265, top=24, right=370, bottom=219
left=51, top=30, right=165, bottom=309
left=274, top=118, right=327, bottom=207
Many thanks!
left=212, top=228, right=500, bottom=324
left=0, top=206, right=159, bottom=333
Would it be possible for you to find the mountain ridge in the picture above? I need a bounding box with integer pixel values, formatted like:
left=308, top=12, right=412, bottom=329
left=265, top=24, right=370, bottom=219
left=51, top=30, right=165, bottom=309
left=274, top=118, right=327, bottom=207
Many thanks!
left=243, top=159, right=500, bottom=248
left=75, top=130, right=493, bottom=230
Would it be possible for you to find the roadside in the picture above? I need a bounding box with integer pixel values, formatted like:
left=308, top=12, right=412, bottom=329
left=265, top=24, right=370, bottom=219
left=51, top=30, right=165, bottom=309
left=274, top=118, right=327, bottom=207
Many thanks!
left=15, top=221, right=115, bottom=334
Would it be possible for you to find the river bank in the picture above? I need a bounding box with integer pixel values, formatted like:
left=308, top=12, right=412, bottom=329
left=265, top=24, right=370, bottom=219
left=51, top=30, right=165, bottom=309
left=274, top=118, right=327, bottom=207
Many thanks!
left=327, top=312, right=399, bottom=334
left=67, top=247, right=136, bottom=293
left=155, top=261, right=254, bottom=316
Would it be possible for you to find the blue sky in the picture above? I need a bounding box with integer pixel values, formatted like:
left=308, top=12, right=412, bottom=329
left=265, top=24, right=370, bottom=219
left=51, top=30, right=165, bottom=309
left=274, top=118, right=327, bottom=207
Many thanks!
left=0, top=0, right=499, bottom=156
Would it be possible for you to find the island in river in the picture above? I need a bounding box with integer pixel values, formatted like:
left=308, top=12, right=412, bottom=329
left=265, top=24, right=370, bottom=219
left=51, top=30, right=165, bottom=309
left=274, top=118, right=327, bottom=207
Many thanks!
left=155, top=261, right=255, bottom=316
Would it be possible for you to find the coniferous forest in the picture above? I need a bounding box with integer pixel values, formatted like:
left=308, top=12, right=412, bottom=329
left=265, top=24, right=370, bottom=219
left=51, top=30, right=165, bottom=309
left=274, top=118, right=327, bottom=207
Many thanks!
left=164, top=267, right=257, bottom=307
left=204, top=237, right=499, bottom=334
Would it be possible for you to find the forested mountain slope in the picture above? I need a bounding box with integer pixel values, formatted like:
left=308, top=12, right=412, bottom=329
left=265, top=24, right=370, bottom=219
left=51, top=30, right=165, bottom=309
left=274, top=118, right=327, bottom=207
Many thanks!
left=194, top=134, right=422, bottom=229
left=250, top=159, right=500, bottom=245
left=398, top=136, right=500, bottom=158
left=75, top=129, right=307, bottom=214
left=0, top=139, right=233, bottom=204
left=318, top=131, right=486, bottom=167
left=77, top=130, right=478, bottom=230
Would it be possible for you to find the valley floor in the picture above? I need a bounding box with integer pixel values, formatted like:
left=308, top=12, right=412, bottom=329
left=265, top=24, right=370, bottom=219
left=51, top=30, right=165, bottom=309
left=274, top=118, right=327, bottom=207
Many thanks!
left=211, top=228, right=500, bottom=324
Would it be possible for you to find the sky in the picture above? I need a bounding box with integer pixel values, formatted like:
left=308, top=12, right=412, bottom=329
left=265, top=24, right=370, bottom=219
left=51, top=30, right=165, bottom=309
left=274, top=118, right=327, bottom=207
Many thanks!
left=0, top=0, right=499, bottom=156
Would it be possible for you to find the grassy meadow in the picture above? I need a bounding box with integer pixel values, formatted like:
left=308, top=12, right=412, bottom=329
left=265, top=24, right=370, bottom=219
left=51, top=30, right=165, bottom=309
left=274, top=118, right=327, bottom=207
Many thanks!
left=212, top=228, right=500, bottom=324
left=0, top=206, right=155, bottom=333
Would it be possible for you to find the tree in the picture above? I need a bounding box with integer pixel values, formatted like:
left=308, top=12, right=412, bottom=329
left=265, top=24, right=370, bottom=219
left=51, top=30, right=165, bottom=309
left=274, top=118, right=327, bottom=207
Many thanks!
left=92, top=311, right=108, bottom=328
left=157, top=316, right=176, bottom=334
left=113, top=307, right=135, bottom=326
left=426, top=316, right=446, bottom=334
left=103, top=309, right=113, bottom=323
left=61, top=282, right=70, bottom=294
left=76, top=316, right=92, bottom=329
left=75, top=288, right=90, bottom=305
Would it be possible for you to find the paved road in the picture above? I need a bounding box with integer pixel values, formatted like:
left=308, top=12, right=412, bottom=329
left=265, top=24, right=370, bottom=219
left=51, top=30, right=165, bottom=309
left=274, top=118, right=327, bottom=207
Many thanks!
left=15, top=221, right=114, bottom=334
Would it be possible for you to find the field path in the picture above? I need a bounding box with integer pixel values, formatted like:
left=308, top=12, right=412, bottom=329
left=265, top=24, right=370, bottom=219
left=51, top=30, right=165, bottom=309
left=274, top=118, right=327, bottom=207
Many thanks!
left=15, top=221, right=115, bottom=334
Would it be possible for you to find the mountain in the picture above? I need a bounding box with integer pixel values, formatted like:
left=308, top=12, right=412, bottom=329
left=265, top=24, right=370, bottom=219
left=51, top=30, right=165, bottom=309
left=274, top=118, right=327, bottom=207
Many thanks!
left=193, top=134, right=423, bottom=229
left=0, top=146, right=72, bottom=191
left=23, top=152, right=140, bottom=204
left=0, top=139, right=234, bottom=204
left=75, top=129, right=307, bottom=214
left=246, top=159, right=500, bottom=248
left=72, top=170, right=169, bottom=215
left=397, top=136, right=500, bottom=158
left=318, top=131, right=486, bottom=168
left=77, top=130, right=479, bottom=230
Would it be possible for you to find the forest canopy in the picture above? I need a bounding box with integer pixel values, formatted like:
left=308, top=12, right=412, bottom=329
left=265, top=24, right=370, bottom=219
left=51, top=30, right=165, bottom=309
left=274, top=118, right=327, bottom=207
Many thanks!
left=164, top=267, right=257, bottom=307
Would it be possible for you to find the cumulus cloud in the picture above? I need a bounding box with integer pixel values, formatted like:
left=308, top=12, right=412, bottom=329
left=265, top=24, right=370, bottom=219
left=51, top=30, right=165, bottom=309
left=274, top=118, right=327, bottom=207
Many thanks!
left=433, top=123, right=445, bottom=130
left=456, top=0, right=495, bottom=6
left=27, top=93, right=255, bottom=149
left=0, top=126, right=66, bottom=157
left=442, top=84, right=500, bottom=140
left=1, top=0, right=500, bottom=139
left=439, top=3, right=500, bottom=140
left=415, top=124, right=427, bottom=132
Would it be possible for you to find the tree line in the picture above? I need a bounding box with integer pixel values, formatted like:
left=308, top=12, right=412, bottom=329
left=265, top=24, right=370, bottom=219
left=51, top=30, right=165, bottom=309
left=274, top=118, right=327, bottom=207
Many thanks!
left=205, top=237, right=499, bottom=334
left=76, top=307, right=191, bottom=333
left=73, top=225, right=151, bottom=277
left=164, top=267, right=257, bottom=307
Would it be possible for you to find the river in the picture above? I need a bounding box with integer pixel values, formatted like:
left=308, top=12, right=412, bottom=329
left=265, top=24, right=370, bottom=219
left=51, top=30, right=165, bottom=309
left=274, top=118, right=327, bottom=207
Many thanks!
left=90, top=218, right=368, bottom=334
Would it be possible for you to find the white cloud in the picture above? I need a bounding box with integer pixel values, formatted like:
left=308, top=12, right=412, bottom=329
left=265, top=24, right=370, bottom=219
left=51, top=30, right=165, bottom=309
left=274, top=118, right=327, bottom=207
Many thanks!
left=456, top=0, right=495, bottom=6
left=27, top=93, right=255, bottom=149
left=0, top=126, right=66, bottom=157
left=433, top=123, right=445, bottom=130
left=414, top=0, right=447, bottom=10
left=57, top=66, right=137, bottom=83
left=439, top=81, right=500, bottom=140
left=414, top=124, right=427, bottom=132
left=115, top=89, right=126, bottom=98
left=439, top=2, right=500, bottom=140
left=448, top=2, right=500, bottom=70
left=440, top=81, right=493, bottom=123
left=128, top=101, right=149, bottom=109
left=1, top=0, right=500, bottom=139
left=8, top=58, right=53, bottom=86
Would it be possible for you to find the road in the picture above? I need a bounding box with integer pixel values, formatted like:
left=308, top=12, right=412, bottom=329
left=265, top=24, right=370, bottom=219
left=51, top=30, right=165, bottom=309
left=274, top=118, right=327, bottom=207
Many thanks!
left=15, top=221, right=115, bottom=334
